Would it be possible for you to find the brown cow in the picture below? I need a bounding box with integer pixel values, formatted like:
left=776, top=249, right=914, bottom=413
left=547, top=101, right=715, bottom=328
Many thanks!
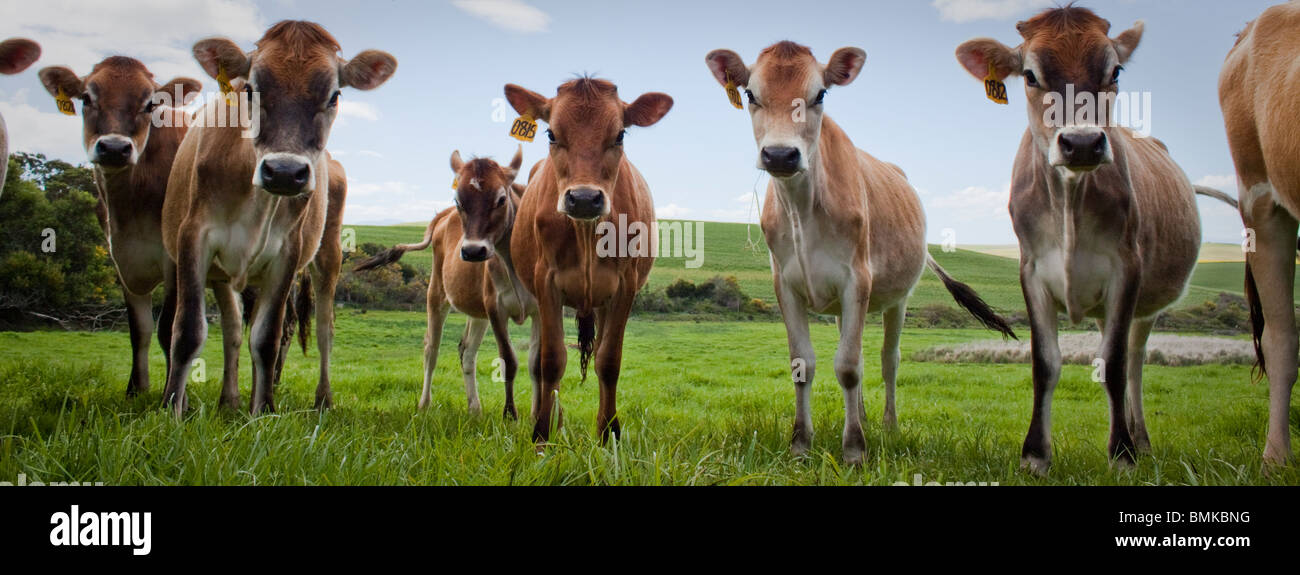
left=504, top=78, right=672, bottom=443
left=38, top=57, right=200, bottom=396
left=354, top=147, right=533, bottom=419
left=0, top=38, right=41, bottom=195
left=1219, top=1, right=1300, bottom=466
left=956, top=6, right=1203, bottom=473
left=707, top=42, right=1015, bottom=464
left=161, top=21, right=395, bottom=415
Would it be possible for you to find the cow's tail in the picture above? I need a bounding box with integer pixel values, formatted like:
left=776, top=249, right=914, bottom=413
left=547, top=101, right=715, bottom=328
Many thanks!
left=1194, top=185, right=1239, bottom=210
left=353, top=214, right=441, bottom=272
left=1244, top=261, right=1267, bottom=382
left=577, top=311, right=596, bottom=384
left=926, top=254, right=1017, bottom=339
left=296, top=272, right=314, bottom=355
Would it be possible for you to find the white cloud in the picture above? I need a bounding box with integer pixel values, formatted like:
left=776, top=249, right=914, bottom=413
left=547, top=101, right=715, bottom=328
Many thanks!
left=338, top=100, right=379, bottom=122
left=928, top=183, right=1010, bottom=217
left=657, top=203, right=691, bottom=218
left=343, top=178, right=449, bottom=225
left=0, top=0, right=264, bottom=85
left=932, top=0, right=1052, bottom=23
left=452, top=0, right=551, bottom=33
left=0, top=89, right=85, bottom=161
left=358, top=150, right=383, bottom=158
left=1195, top=174, right=1237, bottom=190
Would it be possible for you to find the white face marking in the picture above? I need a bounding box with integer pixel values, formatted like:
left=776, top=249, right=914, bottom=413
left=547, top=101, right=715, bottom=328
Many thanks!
left=746, top=72, right=824, bottom=176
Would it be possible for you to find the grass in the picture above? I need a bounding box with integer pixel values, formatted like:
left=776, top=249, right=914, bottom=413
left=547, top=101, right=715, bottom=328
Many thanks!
left=0, top=311, right=1295, bottom=485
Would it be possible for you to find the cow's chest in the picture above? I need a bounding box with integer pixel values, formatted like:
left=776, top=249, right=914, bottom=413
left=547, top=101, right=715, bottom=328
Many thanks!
left=765, top=218, right=852, bottom=314
left=1025, top=234, right=1117, bottom=322
left=211, top=203, right=300, bottom=287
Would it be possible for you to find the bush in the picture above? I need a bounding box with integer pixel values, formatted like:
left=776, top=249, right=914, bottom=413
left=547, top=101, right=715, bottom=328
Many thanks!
left=633, top=276, right=777, bottom=319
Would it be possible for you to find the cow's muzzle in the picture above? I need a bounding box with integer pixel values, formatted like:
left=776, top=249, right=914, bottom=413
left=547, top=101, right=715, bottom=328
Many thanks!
left=760, top=146, right=801, bottom=177
left=562, top=187, right=607, bottom=221
left=460, top=239, right=493, bottom=263
left=257, top=153, right=314, bottom=196
left=1052, top=127, right=1111, bottom=172
left=90, top=135, right=135, bottom=170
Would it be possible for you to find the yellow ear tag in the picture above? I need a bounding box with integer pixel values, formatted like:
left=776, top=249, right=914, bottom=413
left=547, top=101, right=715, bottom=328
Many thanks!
left=510, top=114, right=538, bottom=142
left=984, top=62, right=1008, bottom=105
left=216, top=65, right=237, bottom=105
left=452, top=177, right=459, bottom=191
left=724, top=73, right=743, bottom=110
left=54, top=87, right=76, bottom=116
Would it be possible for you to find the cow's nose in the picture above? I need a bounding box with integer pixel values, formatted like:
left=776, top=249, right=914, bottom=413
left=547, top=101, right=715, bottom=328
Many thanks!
left=1057, top=131, right=1108, bottom=169
left=260, top=157, right=312, bottom=195
left=760, top=146, right=801, bottom=175
left=563, top=187, right=606, bottom=220
left=93, top=138, right=134, bottom=168
left=461, top=243, right=490, bottom=262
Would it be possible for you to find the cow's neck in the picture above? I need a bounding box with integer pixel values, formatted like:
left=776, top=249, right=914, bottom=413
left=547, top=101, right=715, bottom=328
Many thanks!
left=93, top=126, right=173, bottom=241
left=488, top=200, right=527, bottom=319
left=769, top=129, right=834, bottom=308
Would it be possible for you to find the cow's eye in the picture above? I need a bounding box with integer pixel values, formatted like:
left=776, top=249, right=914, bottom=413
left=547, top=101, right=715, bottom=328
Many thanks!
left=615, top=130, right=625, bottom=145
left=328, top=91, right=340, bottom=108
left=546, top=129, right=556, bottom=144
left=142, top=100, right=157, bottom=114
left=813, top=89, right=827, bottom=105
left=495, top=195, right=507, bottom=208
left=1024, top=70, right=1039, bottom=88
left=745, top=90, right=758, bottom=107
left=1110, top=66, right=1123, bottom=85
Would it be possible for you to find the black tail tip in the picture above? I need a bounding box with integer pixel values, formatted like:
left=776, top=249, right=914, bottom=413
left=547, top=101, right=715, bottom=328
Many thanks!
left=353, top=248, right=403, bottom=272
left=577, top=312, right=596, bottom=383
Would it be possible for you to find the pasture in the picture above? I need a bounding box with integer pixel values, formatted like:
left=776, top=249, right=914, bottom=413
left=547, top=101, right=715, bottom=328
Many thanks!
left=1, top=217, right=1295, bottom=485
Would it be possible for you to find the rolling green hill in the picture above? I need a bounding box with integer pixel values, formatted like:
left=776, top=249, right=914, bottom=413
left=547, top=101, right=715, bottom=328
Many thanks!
left=346, top=220, right=1293, bottom=315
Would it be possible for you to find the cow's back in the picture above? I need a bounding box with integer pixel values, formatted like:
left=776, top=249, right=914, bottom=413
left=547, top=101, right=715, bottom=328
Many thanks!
left=1220, top=2, right=1300, bottom=217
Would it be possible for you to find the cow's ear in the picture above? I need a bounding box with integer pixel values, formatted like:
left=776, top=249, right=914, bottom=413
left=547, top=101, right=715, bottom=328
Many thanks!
left=955, top=38, right=1021, bottom=81
left=38, top=66, right=84, bottom=100
left=504, top=84, right=550, bottom=123
left=450, top=150, right=465, bottom=175
left=705, top=49, right=748, bottom=88
left=504, top=144, right=523, bottom=184
left=0, top=39, right=40, bottom=75
left=624, top=92, right=673, bottom=128
left=193, top=38, right=250, bottom=79
left=1112, top=20, right=1144, bottom=64
left=155, top=77, right=202, bottom=106
left=824, top=47, right=866, bottom=87
left=341, top=50, right=397, bottom=91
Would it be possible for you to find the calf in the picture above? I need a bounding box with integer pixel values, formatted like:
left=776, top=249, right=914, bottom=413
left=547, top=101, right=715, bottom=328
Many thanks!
left=0, top=38, right=41, bottom=195
left=38, top=57, right=200, bottom=396
left=956, top=6, right=1201, bottom=473
left=504, top=78, right=672, bottom=443
left=1219, top=2, right=1300, bottom=465
left=161, top=21, right=395, bottom=414
left=707, top=42, right=1015, bottom=465
left=356, top=147, right=532, bottom=418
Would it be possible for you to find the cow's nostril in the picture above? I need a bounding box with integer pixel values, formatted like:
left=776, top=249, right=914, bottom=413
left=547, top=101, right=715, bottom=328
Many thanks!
left=1059, top=136, right=1074, bottom=155
left=293, top=164, right=310, bottom=186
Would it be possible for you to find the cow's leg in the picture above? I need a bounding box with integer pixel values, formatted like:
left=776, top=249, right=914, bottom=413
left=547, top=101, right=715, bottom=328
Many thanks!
left=881, top=303, right=905, bottom=430
left=527, top=315, right=542, bottom=417
left=311, top=262, right=338, bottom=410
left=124, top=289, right=154, bottom=397
left=1020, top=272, right=1062, bottom=475
left=487, top=308, right=519, bottom=421
left=1247, top=198, right=1298, bottom=465
left=162, top=233, right=210, bottom=417
left=532, top=282, right=567, bottom=444
left=775, top=276, right=815, bottom=456
left=834, top=277, right=870, bottom=466
left=157, top=259, right=177, bottom=381
left=1099, top=262, right=1140, bottom=468
left=248, top=267, right=294, bottom=415
left=595, top=291, right=634, bottom=444
left=1125, top=316, right=1156, bottom=454
left=212, top=281, right=243, bottom=411
left=419, top=300, right=449, bottom=411
left=458, top=317, right=488, bottom=416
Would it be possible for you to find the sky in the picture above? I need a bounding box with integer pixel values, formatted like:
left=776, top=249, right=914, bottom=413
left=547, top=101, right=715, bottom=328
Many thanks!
left=0, top=0, right=1276, bottom=244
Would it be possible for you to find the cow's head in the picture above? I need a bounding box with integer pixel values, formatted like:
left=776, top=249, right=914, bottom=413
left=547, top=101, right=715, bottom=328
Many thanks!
left=504, top=78, right=671, bottom=221
left=956, top=6, right=1143, bottom=172
left=40, top=57, right=200, bottom=171
left=0, top=38, right=40, bottom=76
left=192, top=20, right=396, bottom=196
left=706, top=42, right=865, bottom=178
left=451, top=145, right=523, bottom=262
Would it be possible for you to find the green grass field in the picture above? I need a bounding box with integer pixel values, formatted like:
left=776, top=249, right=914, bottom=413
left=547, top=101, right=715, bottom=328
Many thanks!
left=1, top=219, right=1295, bottom=486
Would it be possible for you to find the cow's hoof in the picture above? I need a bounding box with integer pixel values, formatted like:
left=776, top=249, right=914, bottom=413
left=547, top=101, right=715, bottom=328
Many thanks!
left=503, top=404, right=518, bottom=421
left=791, top=429, right=812, bottom=457
left=1020, top=455, right=1051, bottom=478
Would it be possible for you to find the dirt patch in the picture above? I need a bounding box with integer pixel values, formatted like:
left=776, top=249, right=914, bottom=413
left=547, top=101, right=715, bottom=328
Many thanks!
left=912, top=333, right=1254, bottom=367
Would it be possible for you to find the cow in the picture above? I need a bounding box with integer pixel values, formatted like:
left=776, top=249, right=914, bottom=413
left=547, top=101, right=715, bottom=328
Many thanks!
left=956, top=6, right=1203, bottom=474
left=504, top=77, right=672, bottom=444
left=160, top=21, right=395, bottom=415
left=1218, top=1, right=1300, bottom=466
left=38, top=57, right=200, bottom=397
left=354, top=146, right=534, bottom=419
left=0, top=38, right=42, bottom=195
left=707, top=42, right=1016, bottom=465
